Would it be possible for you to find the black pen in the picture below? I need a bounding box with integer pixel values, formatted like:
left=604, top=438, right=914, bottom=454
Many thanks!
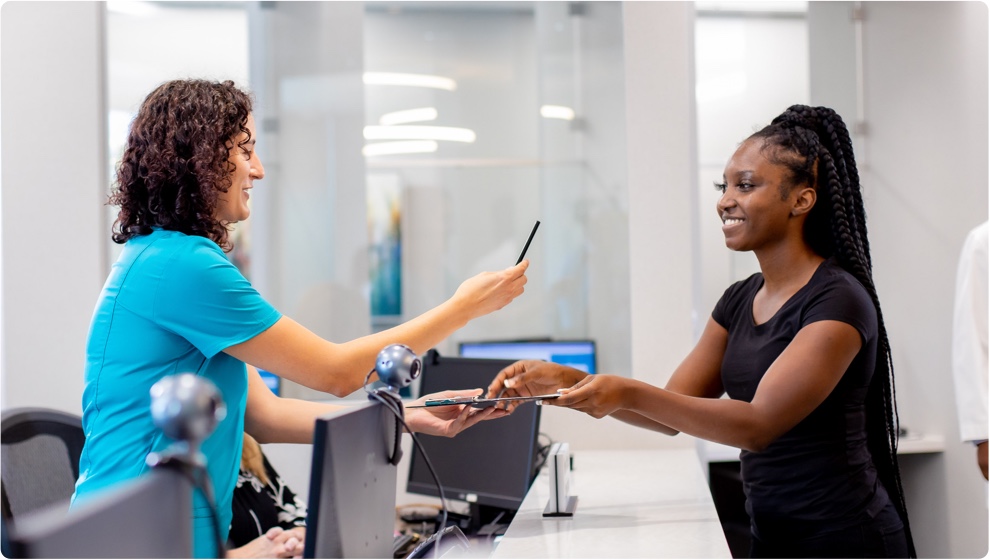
left=516, top=220, right=541, bottom=265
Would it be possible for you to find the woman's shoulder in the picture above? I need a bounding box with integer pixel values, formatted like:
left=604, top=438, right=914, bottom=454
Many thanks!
left=712, top=272, right=763, bottom=325
left=117, top=230, right=232, bottom=288
left=812, top=259, right=871, bottom=299
left=803, top=259, right=877, bottom=330
left=723, top=271, right=764, bottom=301
left=127, top=230, right=226, bottom=266
left=141, top=229, right=222, bottom=252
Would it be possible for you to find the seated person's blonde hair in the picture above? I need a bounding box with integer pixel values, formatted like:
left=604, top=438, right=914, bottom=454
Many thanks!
left=241, top=433, right=269, bottom=486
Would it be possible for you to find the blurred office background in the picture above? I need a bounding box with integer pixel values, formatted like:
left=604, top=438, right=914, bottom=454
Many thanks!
left=1, top=1, right=986, bottom=557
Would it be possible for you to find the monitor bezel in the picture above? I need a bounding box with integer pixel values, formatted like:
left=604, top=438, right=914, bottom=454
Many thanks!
left=303, top=400, right=398, bottom=559
left=405, top=352, right=543, bottom=512
left=457, top=338, right=598, bottom=374
left=7, top=468, right=192, bottom=558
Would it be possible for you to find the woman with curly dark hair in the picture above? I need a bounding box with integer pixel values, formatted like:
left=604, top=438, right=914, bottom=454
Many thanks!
left=72, top=79, right=528, bottom=558
left=488, top=105, right=914, bottom=558
left=109, top=79, right=253, bottom=250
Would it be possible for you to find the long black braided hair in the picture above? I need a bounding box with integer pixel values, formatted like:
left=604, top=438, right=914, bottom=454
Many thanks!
left=749, top=105, right=916, bottom=557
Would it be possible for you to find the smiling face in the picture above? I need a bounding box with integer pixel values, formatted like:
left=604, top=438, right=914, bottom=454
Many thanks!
left=215, top=113, right=264, bottom=224
left=716, top=138, right=814, bottom=253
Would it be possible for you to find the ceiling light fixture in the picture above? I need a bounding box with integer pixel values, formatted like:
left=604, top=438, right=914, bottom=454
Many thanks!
left=540, top=105, right=576, bottom=120
left=363, top=141, right=439, bottom=157
left=363, top=125, right=476, bottom=143
left=378, top=107, right=439, bottom=126
left=363, top=72, right=457, bottom=91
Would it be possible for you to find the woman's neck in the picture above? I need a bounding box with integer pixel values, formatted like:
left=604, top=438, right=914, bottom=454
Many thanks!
left=755, top=242, right=825, bottom=295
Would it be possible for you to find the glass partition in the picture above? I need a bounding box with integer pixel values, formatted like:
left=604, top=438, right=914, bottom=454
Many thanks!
left=250, top=2, right=630, bottom=399
left=106, top=2, right=631, bottom=401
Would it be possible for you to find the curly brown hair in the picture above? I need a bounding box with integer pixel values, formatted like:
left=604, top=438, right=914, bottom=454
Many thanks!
left=110, top=79, right=254, bottom=251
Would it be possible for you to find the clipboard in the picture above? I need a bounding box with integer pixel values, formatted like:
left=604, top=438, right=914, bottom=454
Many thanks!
left=407, top=393, right=560, bottom=409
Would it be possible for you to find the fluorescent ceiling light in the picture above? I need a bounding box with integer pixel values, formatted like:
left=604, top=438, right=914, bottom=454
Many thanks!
left=379, top=107, right=439, bottom=126
left=363, top=72, right=457, bottom=91
left=363, top=141, right=439, bottom=157
left=364, top=125, right=476, bottom=143
left=106, top=0, right=158, bottom=16
left=540, top=105, right=576, bottom=120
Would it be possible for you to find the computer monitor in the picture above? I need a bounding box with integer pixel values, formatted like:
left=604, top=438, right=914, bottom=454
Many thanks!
left=6, top=468, right=192, bottom=558
left=458, top=339, right=598, bottom=374
left=257, top=368, right=281, bottom=396
left=406, top=351, right=543, bottom=530
left=303, top=400, right=398, bottom=559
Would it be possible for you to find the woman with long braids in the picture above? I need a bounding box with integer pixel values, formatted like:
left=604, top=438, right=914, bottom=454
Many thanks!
left=487, top=105, right=913, bottom=558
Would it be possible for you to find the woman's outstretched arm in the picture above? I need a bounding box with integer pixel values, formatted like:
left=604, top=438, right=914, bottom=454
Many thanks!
left=487, top=316, right=729, bottom=435
left=227, top=261, right=528, bottom=397
left=243, top=366, right=509, bottom=444
left=552, top=319, right=862, bottom=452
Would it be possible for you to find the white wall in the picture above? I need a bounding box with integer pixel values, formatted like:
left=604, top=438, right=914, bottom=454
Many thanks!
left=624, top=1, right=698, bottom=410
left=695, top=13, right=810, bottom=323
left=863, top=4, right=988, bottom=558
left=1, top=1, right=107, bottom=415
left=809, top=2, right=988, bottom=557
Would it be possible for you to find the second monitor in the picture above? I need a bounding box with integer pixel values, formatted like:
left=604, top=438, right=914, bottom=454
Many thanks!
left=458, top=339, right=597, bottom=374
left=406, top=350, right=545, bottom=533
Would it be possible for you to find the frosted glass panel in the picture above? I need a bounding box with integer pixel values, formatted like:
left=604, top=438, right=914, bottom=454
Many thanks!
left=362, top=3, right=631, bottom=375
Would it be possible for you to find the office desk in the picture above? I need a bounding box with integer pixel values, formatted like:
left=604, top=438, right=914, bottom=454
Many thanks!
left=491, top=448, right=731, bottom=558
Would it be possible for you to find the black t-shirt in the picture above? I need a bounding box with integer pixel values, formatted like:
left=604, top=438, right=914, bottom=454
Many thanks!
left=228, top=455, right=307, bottom=549
left=712, top=258, right=890, bottom=541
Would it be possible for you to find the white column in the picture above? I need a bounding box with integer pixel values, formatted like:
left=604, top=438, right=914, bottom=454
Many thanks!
left=623, top=1, right=699, bottom=391
left=1, top=1, right=108, bottom=414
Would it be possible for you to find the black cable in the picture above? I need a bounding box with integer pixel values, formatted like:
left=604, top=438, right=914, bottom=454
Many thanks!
left=482, top=510, right=506, bottom=545
left=150, top=455, right=225, bottom=558
left=364, top=369, right=403, bottom=465
left=193, top=468, right=226, bottom=560
left=364, top=380, right=449, bottom=559
left=371, top=392, right=447, bottom=559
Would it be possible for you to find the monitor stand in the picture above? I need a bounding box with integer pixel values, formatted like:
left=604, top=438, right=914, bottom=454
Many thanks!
left=438, top=503, right=516, bottom=537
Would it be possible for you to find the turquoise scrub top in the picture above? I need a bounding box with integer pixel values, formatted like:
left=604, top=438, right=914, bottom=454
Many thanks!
left=72, top=229, right=282, bottom=558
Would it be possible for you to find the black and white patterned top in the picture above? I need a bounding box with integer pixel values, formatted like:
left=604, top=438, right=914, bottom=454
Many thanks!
left=228, top=454, right=307, bottom=548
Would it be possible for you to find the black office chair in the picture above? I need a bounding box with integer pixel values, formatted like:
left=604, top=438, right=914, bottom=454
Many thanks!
left=1, top=407, right=85, bottom=522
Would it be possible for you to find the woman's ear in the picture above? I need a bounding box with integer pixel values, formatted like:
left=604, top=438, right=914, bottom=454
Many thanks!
left=791, top=186, right=817, bottom=217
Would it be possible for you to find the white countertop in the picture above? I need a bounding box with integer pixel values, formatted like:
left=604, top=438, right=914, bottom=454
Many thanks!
left=697, top=432, right=946, bottom=464
left=490, top=448, right=731, bottom=558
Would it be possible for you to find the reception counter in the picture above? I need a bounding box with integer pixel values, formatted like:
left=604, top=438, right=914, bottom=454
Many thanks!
left=491, top=448, right=731, bottom=558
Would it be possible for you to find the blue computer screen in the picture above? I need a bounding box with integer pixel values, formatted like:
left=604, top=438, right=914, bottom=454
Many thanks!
left=458, top=340, right=597, bottom=374
left=257, top=369, right=281, bottom=396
